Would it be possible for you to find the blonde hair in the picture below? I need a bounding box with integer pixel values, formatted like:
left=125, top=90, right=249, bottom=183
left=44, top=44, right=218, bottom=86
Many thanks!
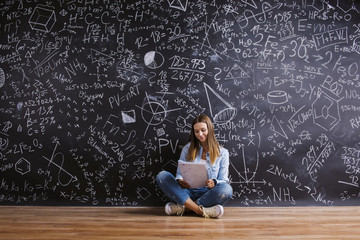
left=186, top=114, right=220, bottom=166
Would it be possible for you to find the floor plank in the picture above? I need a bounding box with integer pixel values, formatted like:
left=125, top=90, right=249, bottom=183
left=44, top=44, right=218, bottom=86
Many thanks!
left=0, top=206, right=360, bottom=239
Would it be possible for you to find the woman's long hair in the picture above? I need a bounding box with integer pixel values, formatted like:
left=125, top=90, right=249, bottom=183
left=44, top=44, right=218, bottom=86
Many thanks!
left=186, top=114, right=220, bottom=166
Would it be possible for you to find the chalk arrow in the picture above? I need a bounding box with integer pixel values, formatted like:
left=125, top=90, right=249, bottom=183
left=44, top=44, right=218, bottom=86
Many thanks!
left=312, top=54, right=323, bottom=61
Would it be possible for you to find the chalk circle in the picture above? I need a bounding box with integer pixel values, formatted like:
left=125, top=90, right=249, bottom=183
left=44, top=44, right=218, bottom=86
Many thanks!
left=141, top=101, right=166, bottom=125
left=267, top=90, right=288, bottom=104
left=223, top=41, right=234, bottom=51
left=0, top=68, right=5, bottom=88
left=144, top=51, right=164, bottom=69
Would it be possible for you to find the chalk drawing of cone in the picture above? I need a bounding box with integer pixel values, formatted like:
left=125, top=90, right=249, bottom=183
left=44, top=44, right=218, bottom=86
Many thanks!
left=204, top=82, right=237, bottom=124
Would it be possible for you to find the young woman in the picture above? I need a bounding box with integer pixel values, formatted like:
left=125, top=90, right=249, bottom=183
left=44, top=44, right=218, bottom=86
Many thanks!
left=156, top=114, right=233, bottom=218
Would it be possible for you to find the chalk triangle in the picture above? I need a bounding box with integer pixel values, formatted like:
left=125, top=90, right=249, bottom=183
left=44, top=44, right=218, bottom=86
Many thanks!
left=241, top=0, right=257, bottom=9
left=168, top=0, right=188, bottom=11
left=270, top=115, right=288, bottom=139
left=225, top=63, right=250, bottom=79
left=25, top=51, right=32, bottom=58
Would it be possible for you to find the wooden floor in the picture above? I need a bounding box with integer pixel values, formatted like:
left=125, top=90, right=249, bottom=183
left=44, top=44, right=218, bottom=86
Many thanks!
left=0, top=206, right=360, bottom=239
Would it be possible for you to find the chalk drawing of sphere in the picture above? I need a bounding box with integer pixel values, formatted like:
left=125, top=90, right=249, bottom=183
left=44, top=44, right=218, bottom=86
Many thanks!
left=144, top=51, right=164, bottom=69
left=0, top=68, right=5, bottom=88
left=141, top=101, right=166, bottom=125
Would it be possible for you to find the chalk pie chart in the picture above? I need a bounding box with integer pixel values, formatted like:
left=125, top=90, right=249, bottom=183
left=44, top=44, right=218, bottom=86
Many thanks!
left=144, top=51, right=164, bottom=69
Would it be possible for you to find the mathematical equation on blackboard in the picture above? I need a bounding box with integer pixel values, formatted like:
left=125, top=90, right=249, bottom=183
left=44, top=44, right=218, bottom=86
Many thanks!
left=0, top=0, right=360, bottom=206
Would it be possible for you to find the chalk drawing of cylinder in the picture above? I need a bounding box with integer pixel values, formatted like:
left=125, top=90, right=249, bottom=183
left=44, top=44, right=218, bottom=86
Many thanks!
left=267, top=90, right=288, bottom=104
left=29, top=6, right=56, bottom=33
left=204, top=82, right=237, bottom=124
left=267, top=90, right=288, bottom=114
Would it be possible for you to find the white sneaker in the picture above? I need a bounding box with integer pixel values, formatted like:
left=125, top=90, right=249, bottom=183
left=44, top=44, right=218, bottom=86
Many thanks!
left=200, top=205, right=224, bottom=218
left=165, top=202, right=185, bottom=216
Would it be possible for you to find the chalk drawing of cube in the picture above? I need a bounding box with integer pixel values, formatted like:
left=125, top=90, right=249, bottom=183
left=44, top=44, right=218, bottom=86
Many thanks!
left=15, top=157, right=31, bottom=175
left=29, top=6, right=56, bottom=33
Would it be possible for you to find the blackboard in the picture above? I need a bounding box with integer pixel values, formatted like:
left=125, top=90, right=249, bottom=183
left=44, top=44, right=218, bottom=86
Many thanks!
left=0, top=0, right=360, bottom=206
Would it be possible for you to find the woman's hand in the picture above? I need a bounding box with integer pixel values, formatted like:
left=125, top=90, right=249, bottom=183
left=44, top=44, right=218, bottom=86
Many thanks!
left=177, top=179, right=190, bottom=189
left=206, top=179, right=215, bottom=189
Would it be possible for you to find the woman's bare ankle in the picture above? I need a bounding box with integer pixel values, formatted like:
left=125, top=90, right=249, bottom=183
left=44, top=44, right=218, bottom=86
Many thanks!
left=195, top=206, right=203, bottom=215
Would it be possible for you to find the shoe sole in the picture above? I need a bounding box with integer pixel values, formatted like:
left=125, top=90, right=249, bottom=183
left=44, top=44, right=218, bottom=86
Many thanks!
left=165, top=202, right=172, bottom=215
left=215, top=205, right=224, bottom=218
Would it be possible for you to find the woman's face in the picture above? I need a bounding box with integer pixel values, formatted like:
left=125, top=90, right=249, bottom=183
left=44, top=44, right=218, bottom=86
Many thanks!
left=194, top=122, right=208, bottom=144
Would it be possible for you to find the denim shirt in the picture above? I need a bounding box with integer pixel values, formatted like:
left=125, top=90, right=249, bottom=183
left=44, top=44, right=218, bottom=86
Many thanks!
left=175, top=142, right=230, bottom=185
